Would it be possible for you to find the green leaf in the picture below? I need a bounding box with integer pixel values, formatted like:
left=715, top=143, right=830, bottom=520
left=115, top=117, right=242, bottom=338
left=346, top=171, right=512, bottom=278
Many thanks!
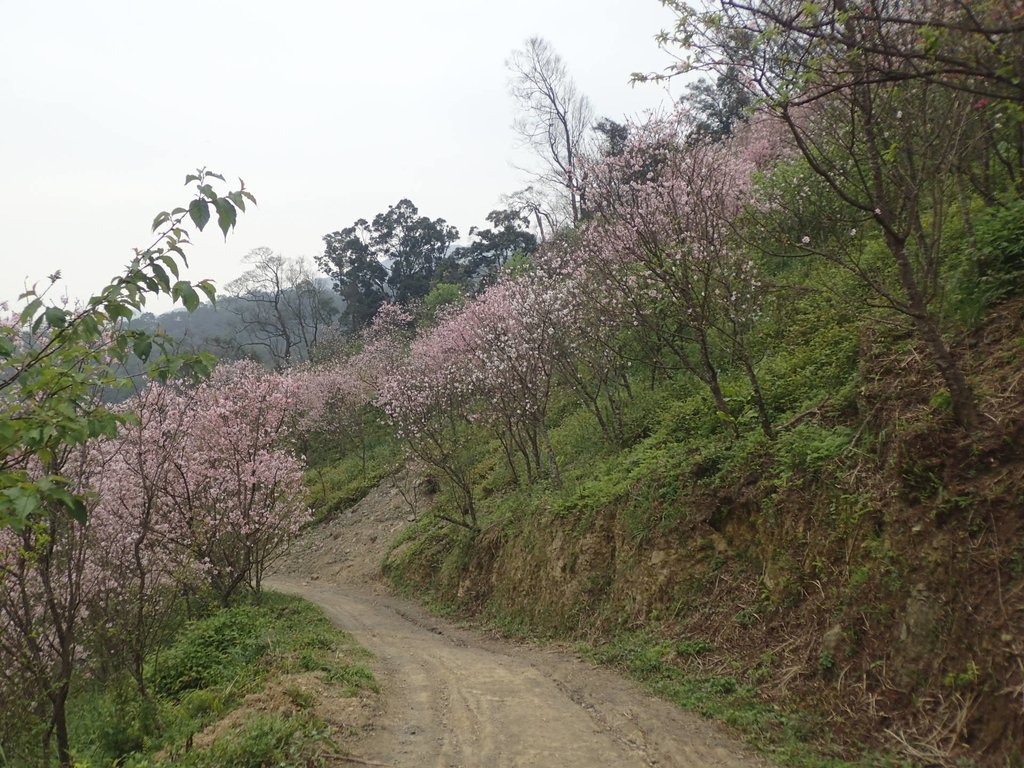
left=228, top=190, right=246, bottom=212
left=79, top=314, right=100, bottom=337
left=0, top=419, right=18, bottom=446
left=159, top=254, right=181, bottom=279
left=150, top=262, right=171, bottom=292
left=173, top=281, right=200, bottom=312
left=151, top=210, right=171, bottom=231
left=189, top=199, right=211, bottom=231
left=19, top=298, right=43, bottom=324
left=197, top=280, right=217, bottom=305
left=2, top=488, right=38, bottom=527
left=65, top=496, right=88, bottom=524
left=133, top=335, right=153, bottom=361
left=47, top=487, right=88, bottom=524
left=214, top=198, right=237, bottom=239
left=104, top=302, right=133, bottom=322
left=44, top=307, right=68, bottom=329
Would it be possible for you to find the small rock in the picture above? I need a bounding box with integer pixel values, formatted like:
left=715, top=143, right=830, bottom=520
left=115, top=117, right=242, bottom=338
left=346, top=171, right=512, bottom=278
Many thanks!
left=821, top=623, right=844, bottom=657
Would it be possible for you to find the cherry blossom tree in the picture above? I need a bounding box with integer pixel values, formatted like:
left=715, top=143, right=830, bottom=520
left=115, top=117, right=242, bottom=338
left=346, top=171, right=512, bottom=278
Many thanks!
left=463, top=272, right=581, bottom=484
left=378, top=267, right=583, bottom=514
left=378, top=306, right=483, bottom=529
left=536, top=238, right=635, bottom=444
left=155, top=362, right=309, bottom=604
left=650, top=0, right=1024, bottom=429
left=0, top=450, right=96, bottom=767
left=82, top=384, right=195, bottom=696
left=574, top=112, right=783, bottom=436
left=290, top=303, right=412, bottom=470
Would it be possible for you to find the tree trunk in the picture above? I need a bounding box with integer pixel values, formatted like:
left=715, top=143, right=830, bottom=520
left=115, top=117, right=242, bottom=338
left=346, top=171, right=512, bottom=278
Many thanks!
left=885, top=230, right=979, bottom=430
left=53, top=684, right=71, bottom=768
left=740, top=354, right=775, bottom=439
left=914, top=312, right=979, bottom=431
left=696, top=334, right=738, bottom=436
left=542, top=427, right=562, bottom=488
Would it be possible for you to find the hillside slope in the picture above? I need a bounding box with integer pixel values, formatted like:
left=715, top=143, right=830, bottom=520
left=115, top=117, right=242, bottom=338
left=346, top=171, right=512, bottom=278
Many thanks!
left=380, top=301, right=1024, bottom=766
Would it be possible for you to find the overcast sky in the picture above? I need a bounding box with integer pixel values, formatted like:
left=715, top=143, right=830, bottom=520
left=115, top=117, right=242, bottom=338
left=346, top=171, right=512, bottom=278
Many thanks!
left=0, top=1, right=680, bottom=310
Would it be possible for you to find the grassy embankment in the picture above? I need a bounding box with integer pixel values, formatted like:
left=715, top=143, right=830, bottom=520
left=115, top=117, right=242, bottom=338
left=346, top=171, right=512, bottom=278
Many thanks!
left=66, top=593, right=377, bottom=768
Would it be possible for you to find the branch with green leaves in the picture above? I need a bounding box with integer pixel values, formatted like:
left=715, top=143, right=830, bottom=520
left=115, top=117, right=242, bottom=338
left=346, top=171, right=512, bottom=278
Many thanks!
left=0, top=169, right=255, bottom=530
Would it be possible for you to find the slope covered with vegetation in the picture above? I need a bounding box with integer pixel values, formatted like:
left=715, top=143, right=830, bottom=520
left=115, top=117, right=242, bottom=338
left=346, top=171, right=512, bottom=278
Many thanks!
left=67, top=593, right=377, bottom=768
left=380, top=268, right=1024, bottom=766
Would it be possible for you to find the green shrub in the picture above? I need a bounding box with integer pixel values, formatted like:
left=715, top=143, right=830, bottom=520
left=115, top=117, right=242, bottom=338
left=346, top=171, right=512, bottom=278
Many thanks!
left=78, top=680, right=158, bottom=763
left=148, top=607, right=269, bottom=697
left=949, top=197, right=1024, bottom=322
left=168, top=712, right=327, bottom=768
left=70, top=594, right=375, bottom=767
left=774, top=424, right=853, bottom=482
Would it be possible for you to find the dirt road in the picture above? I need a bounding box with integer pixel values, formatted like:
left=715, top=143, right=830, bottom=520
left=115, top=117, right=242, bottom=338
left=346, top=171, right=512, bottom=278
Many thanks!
left=271, top=578, right=770, bottom=768
left=271, top=470, right=771, bottom=767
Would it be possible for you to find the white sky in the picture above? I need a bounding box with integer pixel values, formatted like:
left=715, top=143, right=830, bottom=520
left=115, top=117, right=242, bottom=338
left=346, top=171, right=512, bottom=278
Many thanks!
left=0, top=0, right=679, bottom=310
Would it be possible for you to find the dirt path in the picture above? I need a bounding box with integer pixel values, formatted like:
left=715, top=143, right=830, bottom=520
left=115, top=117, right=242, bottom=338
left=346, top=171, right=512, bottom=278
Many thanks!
left=271, top=470, right=771, bottom=768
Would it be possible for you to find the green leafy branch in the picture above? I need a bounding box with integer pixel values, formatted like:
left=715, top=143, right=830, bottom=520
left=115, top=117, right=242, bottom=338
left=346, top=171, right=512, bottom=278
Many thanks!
left=0, top=169, right=255, bottom=530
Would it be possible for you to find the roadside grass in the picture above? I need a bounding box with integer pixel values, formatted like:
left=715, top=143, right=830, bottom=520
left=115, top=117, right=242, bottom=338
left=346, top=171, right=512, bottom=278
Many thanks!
left=69, top=592, right=376, bottom=768
left=577, top=632, right=908, bottom=768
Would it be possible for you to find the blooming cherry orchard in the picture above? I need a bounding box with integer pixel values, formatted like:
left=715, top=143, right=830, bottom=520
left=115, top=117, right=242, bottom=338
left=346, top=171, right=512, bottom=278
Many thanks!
left=286, top=302, right=412, bottom=472
left=288, top=363, right=374, bottom=453
left=0, top=359, right=313, bottom=764
left=377, top=262, right=594, bottom=522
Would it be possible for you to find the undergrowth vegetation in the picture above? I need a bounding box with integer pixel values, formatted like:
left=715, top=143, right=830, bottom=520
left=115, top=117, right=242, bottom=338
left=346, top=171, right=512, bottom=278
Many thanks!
left=577, top=633, right=894, bottom=768
left=64, top=592, right=376, bottom=768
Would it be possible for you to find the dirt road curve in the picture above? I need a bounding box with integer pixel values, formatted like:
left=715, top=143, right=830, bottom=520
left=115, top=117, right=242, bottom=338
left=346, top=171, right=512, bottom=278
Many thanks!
left=270, top=578, right=770, bottom=768
left=270, top=473, right=771, bottom=766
